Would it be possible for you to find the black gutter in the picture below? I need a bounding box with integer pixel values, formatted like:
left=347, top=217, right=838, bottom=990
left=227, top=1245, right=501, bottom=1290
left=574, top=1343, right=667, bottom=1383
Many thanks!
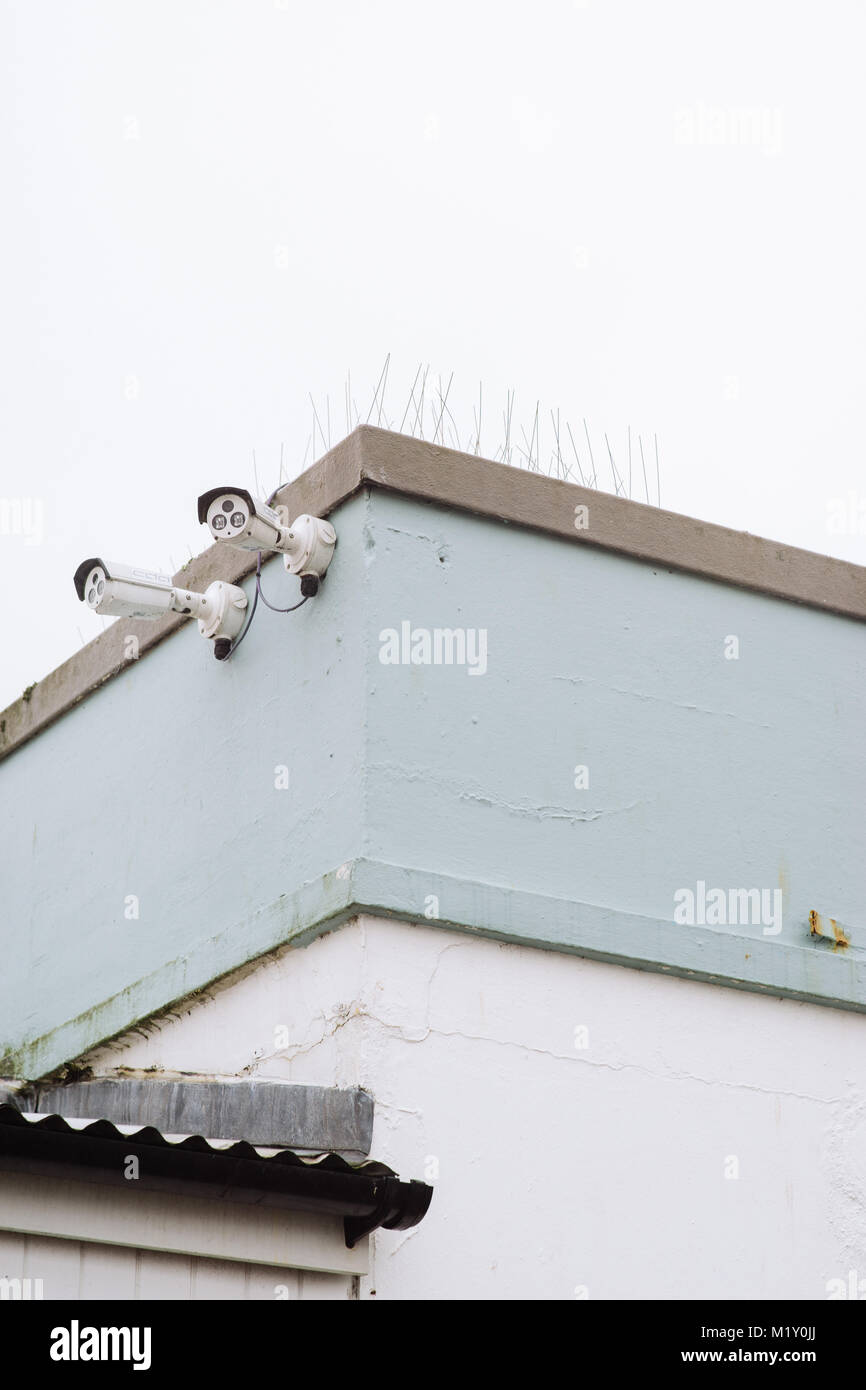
left=0, top=1105, right=432, bottom=1248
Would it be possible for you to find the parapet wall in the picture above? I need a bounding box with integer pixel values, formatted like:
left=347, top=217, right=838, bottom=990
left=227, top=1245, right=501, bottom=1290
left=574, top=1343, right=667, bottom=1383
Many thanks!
left=2, top=428, right=864, bottom=1077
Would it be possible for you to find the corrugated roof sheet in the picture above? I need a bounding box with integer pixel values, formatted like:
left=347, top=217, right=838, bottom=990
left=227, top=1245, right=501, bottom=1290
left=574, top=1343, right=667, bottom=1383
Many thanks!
left=2, top=1106, right=392, bottom=1170
left=0, top=1103, right=432, bottom=1247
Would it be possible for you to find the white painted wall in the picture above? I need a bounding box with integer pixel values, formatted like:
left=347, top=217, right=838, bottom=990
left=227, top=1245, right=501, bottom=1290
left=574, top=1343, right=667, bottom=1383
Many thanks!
left=79, top=915, right=866, bottom=1301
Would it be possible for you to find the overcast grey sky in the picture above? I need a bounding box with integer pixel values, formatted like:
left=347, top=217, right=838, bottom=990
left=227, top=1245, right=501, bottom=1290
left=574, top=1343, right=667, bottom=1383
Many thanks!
left=1, top=0, right=864, bottom=712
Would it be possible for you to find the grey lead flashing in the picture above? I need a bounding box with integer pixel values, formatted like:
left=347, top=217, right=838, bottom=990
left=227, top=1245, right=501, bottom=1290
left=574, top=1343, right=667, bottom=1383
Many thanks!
left=2, top=424, right=863, bottom=763
left=17, top=1079, right=374, bottom=1155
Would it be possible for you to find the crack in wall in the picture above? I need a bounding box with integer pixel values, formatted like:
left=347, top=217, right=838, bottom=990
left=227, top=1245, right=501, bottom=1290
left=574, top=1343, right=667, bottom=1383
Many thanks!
left=553, top=673, right=773, bottom=728
left=369, top=759, right=646, bottom=823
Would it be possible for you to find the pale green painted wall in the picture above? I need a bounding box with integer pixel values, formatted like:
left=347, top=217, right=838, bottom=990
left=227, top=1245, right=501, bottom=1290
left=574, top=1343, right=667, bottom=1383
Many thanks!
left=2, top=486, right=864, bottom=1076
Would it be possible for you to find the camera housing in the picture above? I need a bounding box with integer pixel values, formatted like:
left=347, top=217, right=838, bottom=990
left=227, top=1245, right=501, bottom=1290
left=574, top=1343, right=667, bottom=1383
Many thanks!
left=197, top=487, right=336, bottom=580
left=197, top=488, right=285, bottom=553
left=73, top=559, right=174, bottom=619
left=73, top=558, right=248, bottom=646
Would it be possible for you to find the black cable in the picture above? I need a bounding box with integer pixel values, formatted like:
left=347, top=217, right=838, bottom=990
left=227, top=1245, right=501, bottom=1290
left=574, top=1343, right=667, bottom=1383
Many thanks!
left=221, top=480, right=309, bottom=658
left=255, top=551, right=309, bottom=613
left=223, top=576, right=259, bottom=660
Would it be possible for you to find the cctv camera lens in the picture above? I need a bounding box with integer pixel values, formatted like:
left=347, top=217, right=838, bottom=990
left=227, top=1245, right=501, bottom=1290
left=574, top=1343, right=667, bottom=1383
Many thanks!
left=212, top=514, right=227, bottom=530
left=221, top=499, right=234, bottom=513
left=230, top=511, right=245, bottom=528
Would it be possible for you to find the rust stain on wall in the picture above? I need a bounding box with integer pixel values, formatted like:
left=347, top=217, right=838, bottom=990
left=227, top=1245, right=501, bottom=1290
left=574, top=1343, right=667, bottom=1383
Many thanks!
left=809, top=910, right=850, bottom=951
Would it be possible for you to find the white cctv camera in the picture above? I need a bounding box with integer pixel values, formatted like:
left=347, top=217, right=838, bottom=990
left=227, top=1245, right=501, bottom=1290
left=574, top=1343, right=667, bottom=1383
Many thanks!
left=197, top=487, right=336, bottom=580
left=73, top=558, right=248, bottom=654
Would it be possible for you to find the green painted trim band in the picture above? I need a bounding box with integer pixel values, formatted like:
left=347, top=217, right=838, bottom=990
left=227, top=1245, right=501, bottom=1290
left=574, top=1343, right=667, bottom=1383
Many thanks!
left=7, top=858, right=863, bottom=1080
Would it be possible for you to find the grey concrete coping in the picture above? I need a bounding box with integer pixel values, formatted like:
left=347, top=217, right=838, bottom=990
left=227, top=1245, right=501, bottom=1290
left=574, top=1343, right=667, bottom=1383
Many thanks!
left=16, top=1079, right=374, bottom=1154
left=2, top=425, right=863, bottom=763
